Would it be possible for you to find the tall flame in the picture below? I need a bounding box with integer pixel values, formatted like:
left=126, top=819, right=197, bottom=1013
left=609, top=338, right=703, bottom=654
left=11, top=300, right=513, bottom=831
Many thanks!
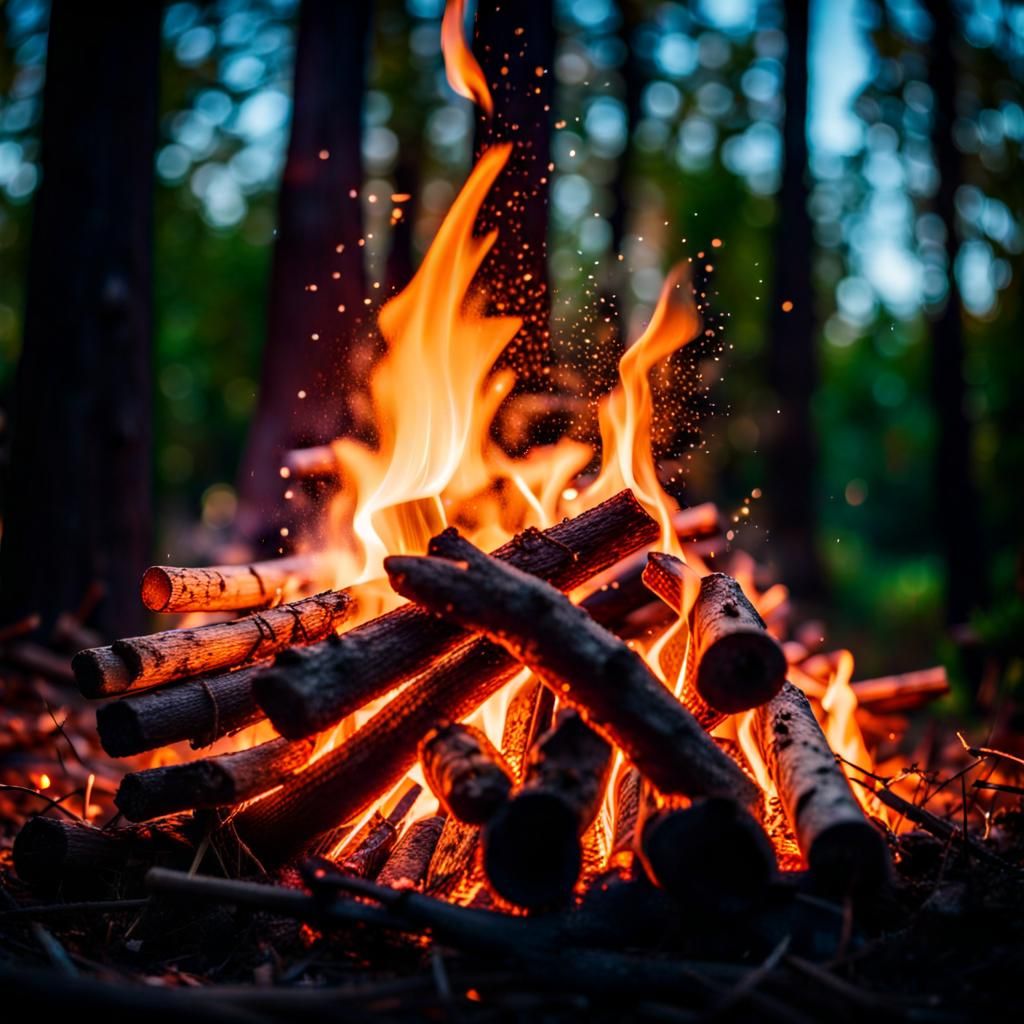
left=441, top=0, right=493, bottom=116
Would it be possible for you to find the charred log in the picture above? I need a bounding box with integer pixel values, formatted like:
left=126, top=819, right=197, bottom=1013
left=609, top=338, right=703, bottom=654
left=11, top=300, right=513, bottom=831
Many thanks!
left=377, top=815, right=446, bottom=890
left=420, top=722, right=512, bottom=825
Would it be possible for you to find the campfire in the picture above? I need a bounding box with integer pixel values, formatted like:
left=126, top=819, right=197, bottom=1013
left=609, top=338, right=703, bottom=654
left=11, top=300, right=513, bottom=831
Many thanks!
left=4, top=4, right=1021, bottom=1019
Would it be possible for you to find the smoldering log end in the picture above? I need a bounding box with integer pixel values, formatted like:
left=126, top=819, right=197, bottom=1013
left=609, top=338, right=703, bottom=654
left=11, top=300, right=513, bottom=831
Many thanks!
left=140, top=566, right=173, bottom=612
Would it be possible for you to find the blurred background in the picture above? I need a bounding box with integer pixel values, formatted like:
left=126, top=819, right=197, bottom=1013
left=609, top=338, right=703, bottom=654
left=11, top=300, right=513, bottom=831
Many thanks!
left=0, top=0, right=1021, bottom=692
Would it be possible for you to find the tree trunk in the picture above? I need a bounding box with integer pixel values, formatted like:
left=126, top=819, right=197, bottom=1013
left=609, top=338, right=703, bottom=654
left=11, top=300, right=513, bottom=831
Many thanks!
left=473, top=0, right=555, bottom=399
left=0, top=0, right=160, bottom=639
left=925, top=0, right=983, bottom=625
left=236, top=0, right=370, bottom=547
left=766, top=0, right=822, bottom=601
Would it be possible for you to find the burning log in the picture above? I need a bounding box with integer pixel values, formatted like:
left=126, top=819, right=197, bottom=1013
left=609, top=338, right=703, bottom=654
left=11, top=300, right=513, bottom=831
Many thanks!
left=73, top=590, right=353, bottom=697
left=636, top=794, right=777, bottom=914
left=851, top=666, right=949, bottom=712
left=386, top=537, right=758, bottom=807
left=255, top=490, right=659, bottom=739
left=114, top=736, right=315, bottom=822
left=608, top=766, right=643, bottom=868
left=483, top=710, right=613, bottom=908
left=324, top=782, right=423, bottom=879
left=753, top=682, right=890, bottom=896
left=377, top=815, right=446, bottom=890
left=13, top=815, right=195, bottom=889
left=419, top=723, right=513, bottom=824
left=96, top=665, right=265, bottom=757
left=141, top=553, right=332, bottom=613
left=643, top=554, right=786, bottom=728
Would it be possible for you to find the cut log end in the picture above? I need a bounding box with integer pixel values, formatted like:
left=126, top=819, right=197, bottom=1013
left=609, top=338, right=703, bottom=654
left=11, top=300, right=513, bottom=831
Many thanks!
left=483, top=792, right=582, bottom=909
left=96, top=700, right=147, bottom=758
left=72, top=646, right=129, bottom=698
left=698, top=629, right=788, bottom=713
left=140, top=566, right=173, bottom=612
left=807, top=819, right=891, bottom=898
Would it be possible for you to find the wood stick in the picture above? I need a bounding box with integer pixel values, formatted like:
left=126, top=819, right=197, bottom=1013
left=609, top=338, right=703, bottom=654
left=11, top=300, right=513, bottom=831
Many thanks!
left=377, top=815, right=446, bottom=890
left=73, top=589, right=353, bottom=697
left=254, top=490, right=660, bottom=739
left=643, top=554, right=786, bottom=728
left=420, top=723, right=512, bottom=825
left=96, top=665, right=265, bottom=756
left=851, top=666, right=949, bottom=711
left=636, top=794, right=776, bottom=913
left=114, top=736, right=315, bottom=821
left=483, top=710, right=613, bottom=909
left=608, top=766, right=643, bottom=869
left=141, top=553, right=333, bottom=613
left=236, top=643, right=523, bottom=864
left=385, top=538, right=758, bottom=807
left=753, top=682, right=890, bottom=896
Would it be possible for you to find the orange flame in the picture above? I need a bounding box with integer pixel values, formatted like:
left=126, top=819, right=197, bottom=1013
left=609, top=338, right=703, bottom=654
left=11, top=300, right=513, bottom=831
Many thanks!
left=441, top=0, right=493, bottom=116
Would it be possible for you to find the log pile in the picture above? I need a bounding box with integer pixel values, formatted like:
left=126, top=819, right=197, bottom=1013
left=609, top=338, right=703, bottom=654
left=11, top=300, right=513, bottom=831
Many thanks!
left=11, top=488, right=953, bottom=927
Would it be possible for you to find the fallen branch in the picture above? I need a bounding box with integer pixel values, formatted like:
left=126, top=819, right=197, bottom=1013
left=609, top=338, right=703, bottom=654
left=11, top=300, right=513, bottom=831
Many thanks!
left=74, top=590, right=352, bottom=697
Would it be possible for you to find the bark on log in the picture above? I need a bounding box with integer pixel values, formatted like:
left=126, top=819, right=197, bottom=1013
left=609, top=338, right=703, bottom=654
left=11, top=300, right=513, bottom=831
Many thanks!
left=420, top=723, right=512, bottom=825
left=255, top=490, right=659, bottom=739
left=236, top=643, right=523, bottom=864
left=74, top=590, right=353, bottom=697
left=96, top=665, right=265, bottom=757
left=483, top=710, right=613, bottom=909
left=377, top=815, right=446, bottom=890
left=753, top=682, right=890, bottom=896
left=386, top=539, right=758, bottom=807
left=141, top=554, right=333, bottom=613
left=114, top=736, right=315, bottom=822
left=636, top=795, right=776, bottom=914
left=643, top=554, right=786, bottom=728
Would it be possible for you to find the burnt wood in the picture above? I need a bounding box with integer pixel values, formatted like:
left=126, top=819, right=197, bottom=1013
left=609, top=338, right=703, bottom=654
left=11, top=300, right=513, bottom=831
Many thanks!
left=643, top=554, right=786, bottom=728
left=74, top=590, right=352, bottom=697
left=96, top=665, right=266, bottom=756
left=484, top=710, right=613, bottom=909
left=386, top=536, right=758, bottom=806
left=377, top=815, right=446, bottom=890
left=420, top=722, right=512, bottom=825
left=114, top=736, right=315, bottom=822
left=254, top=490, right=659, bottom=739
left=753, top=681, right=890, bottom=896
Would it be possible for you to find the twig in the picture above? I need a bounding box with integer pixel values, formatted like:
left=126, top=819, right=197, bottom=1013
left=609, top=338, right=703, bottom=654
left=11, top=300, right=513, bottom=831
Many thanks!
left=0, top=785, right=84, bottom=820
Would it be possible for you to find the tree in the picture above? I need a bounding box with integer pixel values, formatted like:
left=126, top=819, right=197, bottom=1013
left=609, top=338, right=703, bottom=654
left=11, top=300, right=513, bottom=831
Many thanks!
left=766, top=0, right=823, bottom=601
left=235, top=0, right=371, bottom=547
left=0, top=0, right=161, bottom=639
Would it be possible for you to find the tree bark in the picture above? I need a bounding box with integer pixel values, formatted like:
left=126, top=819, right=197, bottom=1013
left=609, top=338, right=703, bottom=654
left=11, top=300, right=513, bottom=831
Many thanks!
left=766, top=0, right=822, bottom=601
left=0, top=0, right=159, bottom=639
left=236, top=0, right=371, bottom=547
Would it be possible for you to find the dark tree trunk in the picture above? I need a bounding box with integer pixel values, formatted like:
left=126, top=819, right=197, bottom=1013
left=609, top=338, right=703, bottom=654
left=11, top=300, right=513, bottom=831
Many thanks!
left=766, top=0, right=822, bottom=601
left=473, top=0, right=555, bottom=393
left=0, top=0, right=160, bottom=639
left=236, top=0, right=370, bottom=547
left=925, top=0, right=983, bottom=625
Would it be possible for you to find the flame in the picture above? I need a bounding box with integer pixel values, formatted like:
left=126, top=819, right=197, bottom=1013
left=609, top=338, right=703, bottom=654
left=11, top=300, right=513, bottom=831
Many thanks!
left=441, top=0, right=493, bottom=116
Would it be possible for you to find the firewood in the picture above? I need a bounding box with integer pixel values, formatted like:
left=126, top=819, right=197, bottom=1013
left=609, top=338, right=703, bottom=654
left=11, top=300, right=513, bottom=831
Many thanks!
left=96, top=665, right=265, bottom=757
left=852, top=666, right=949, bottom=712
left=282, top=444, right=340, bottom=478
left=643, top=554, right=786, bottom=728
left=636, top=794, right=777, bottom=913
left=419, top=722, right=512, bottom=824
left=114, top=736, right=315, bottom=822
left=236, top=642, right=523, bottom=863
left=377, top=815, right=446, bottom=890
left=13, top=815, right=195, bottom=888
left=609, top=766, right=643, bottom=868
left=753, top=682, right=890, bottom=896
left=73, top=589, right=353, bottom=697
left=254, top=490, right=659, bottom=739
left=500, top=675, right=556, bottom=780
left=484, top=710, right=613, bottom=908
left=385, top=537, right=758, bottom=807
left=141, top=553, right=333, bottom=613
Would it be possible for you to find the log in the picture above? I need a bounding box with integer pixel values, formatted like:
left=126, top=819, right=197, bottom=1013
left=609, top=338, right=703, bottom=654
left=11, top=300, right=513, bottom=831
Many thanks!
left=236, top=642, right=523, bottom=864
left=851, top=666, right=949, bottom=712
left=643, top=554, right=786, bottom=728
left=636, top=795, right=776, bottom=914
left=255, top=490, right=659, bottom=739
left=419, top=722, right=512, bottom=825
left=753, top=682, right=890, bottom=896
left=141, top=553, right=333, bottom=613
left=483, top=709, right=613, bottom=908
left=13, top=815, right=195, bottom=889
left=377, top=815, right=446, bottom=890
left=96, top=665, right=265, bottom=757
left=73, top=589, right=353, bottom=697
left=500, top=675, right=556, bottom=781
left=385, top=538, right=758, bottom=807
left=114, top=736, right=315, bottom=822
left=608, top=766, right=643, bottom=869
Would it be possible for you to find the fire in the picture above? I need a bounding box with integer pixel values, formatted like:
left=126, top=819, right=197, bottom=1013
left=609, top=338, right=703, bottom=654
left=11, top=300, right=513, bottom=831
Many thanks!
left=441, top=0, right=493, bottom=116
